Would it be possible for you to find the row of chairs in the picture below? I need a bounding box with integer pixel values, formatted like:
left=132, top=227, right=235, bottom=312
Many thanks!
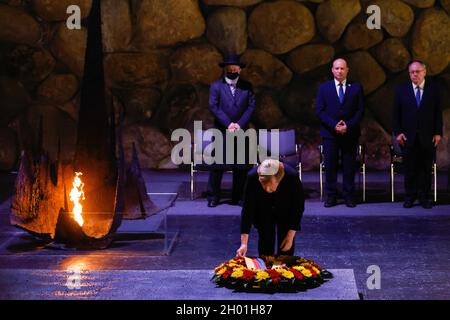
left=190, top=129, right=437, bottom=202
left=190, top=129, right=301, bottom=200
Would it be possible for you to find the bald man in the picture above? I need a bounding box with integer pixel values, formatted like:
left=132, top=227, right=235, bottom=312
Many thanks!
left=315, top=58, right=365, bottom=208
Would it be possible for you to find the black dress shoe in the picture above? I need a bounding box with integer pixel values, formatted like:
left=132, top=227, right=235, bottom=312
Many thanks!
left=207, top=200, right=219, bottom=208
left=324, top=198, right=337, bottom=208
left=420, top=200, right=432, bottom=209
left=403, top=199, right=414, bottom=208
left=345, top=199, right=356, bottom=208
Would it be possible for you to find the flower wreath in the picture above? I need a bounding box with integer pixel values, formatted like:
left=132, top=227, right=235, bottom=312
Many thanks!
left=211, top=255, right=333, bottom=292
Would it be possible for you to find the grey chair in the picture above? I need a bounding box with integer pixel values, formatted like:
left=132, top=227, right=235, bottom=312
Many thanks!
left=190, top=130, right=233, bottom=200
left=318, top=144, right=366, bottom=202
left=389, top=137, right=437, bottom=202
left=258, top=129, right=302, bottom=180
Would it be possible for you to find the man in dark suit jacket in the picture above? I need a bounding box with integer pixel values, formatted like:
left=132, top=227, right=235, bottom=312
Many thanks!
left=236, top=160, right=304, bottom=257
left=392, top=60, right=443, bottom=209
left=207, top=54, right=255, bottom=208
left=315, top=58, right=364, bottom=208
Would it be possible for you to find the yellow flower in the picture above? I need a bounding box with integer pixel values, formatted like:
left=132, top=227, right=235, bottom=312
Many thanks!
left=292, top=266, right=305, bottom=272
left=312, top=267, right=321, bottom=274
left=231, top=269, right=243, bottom=278
left=228, top=263, right=241, bottom=268
left=255, top=271, right=270, bottom=282
left=216, top=267, right=227, bottom=275
left=215, top=263, right=225, bottom=272
left=280, top=269, right=294, bottom=279
left=301, top=269, right=312, bottom=277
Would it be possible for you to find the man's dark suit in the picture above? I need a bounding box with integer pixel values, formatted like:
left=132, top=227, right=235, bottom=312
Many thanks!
left=315, top=80, right=364, bottom=201
left=207, top=78, right=255, bottom=203
left=392, top=80, right=443, bottom=201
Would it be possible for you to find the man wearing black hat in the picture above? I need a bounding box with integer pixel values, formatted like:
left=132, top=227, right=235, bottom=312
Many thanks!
left=206, top=54, right=256, bottom=208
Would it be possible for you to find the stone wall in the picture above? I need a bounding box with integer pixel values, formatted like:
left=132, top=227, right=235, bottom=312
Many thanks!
left=0, top=0, right=449, bottom=171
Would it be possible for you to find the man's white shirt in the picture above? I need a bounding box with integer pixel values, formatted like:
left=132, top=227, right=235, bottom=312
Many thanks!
left=334, top=78, right=348, bottom=96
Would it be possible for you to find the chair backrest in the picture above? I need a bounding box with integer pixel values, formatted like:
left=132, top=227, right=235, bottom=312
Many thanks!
left=193, top=129, right=211, bottom=155
left=193, top=129, right=222, bottom=165
left=258, top=129, right=298, bottom=168
left=357, top=144, right=365, bottom=163
left=192, top=129, right=243, bottom=170
left=390, top=135, right=437, bottom=164
left=258, top=129, right=296, bottom=155
left=391, top=135, right=403, bottom=157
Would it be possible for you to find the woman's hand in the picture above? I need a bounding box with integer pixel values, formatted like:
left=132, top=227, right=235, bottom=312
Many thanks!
left=280, top=230, right=296, bottom=252
left=236, top=244, right=247, bottom=257
left=280, top=237, right=293, bottom=252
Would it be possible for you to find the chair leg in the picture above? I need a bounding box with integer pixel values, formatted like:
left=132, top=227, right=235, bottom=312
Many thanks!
left=390, top=164, right=395, bottom=202
left=434, top=163, right=437, bottom=203
left=358, top=167, right=361, bottom=191
left=190, top=163, right=194, bottom=201
left=362, top=163, right=366, bottom=203
left=319, top=164, right=323, bottom=201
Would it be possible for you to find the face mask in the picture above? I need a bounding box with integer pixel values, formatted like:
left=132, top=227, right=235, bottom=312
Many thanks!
left=226, top=72, right=239, bottom=80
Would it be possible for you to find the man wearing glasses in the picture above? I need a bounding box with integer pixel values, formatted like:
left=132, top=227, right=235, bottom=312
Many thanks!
left=392, top=60, right=443, bottom=209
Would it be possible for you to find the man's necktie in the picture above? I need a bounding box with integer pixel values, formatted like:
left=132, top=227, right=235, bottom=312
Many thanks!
left=338, top=83, right=344, bottom=104
left=230, top=85, right=236, bottom=97
left=415, top=86, right=421, bottom=108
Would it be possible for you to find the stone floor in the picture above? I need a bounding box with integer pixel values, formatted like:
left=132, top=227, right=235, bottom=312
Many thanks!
left=0, top=269, right=358, bottom=300
left=1, top=169, right=450, bottom=300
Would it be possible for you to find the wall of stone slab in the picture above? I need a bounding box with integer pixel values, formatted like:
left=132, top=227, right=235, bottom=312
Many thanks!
left=0, top=0, right=449, bottom=171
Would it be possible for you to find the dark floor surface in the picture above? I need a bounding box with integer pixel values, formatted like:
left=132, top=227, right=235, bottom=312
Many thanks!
left=1, top=170, right=450, bottom=300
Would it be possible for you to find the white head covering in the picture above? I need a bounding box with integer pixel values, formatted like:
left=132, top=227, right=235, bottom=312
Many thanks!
left=258, top=159, right=281, bottom=176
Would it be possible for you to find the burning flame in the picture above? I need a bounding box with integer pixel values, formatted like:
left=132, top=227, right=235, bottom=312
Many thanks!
left=69, top=172, right=85, bottom=227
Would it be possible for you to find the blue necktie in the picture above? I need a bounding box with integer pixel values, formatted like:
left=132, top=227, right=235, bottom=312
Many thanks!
left=338, top=83, right=344, bottom=104
left=230, top=85, right=236, bottom=97
left=415, top=86, right=421, bottom=108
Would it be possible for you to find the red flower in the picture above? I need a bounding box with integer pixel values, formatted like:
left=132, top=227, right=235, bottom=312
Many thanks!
left=222, top=269, right=232, bottom=279
left=311, top=262, right=322, bottom=270
left=267, top=269, right=279, bottom=276
left=272, top=277, right=281, bottom=284
left=267, top=269, right=281, bottom=284
left=306, top=266, right=318, bottom=277
left=234, top=257, right=245, bottom=264
left=242, top=269, right=255, bottom=282
left=289, top=268, right=303, bottom=280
